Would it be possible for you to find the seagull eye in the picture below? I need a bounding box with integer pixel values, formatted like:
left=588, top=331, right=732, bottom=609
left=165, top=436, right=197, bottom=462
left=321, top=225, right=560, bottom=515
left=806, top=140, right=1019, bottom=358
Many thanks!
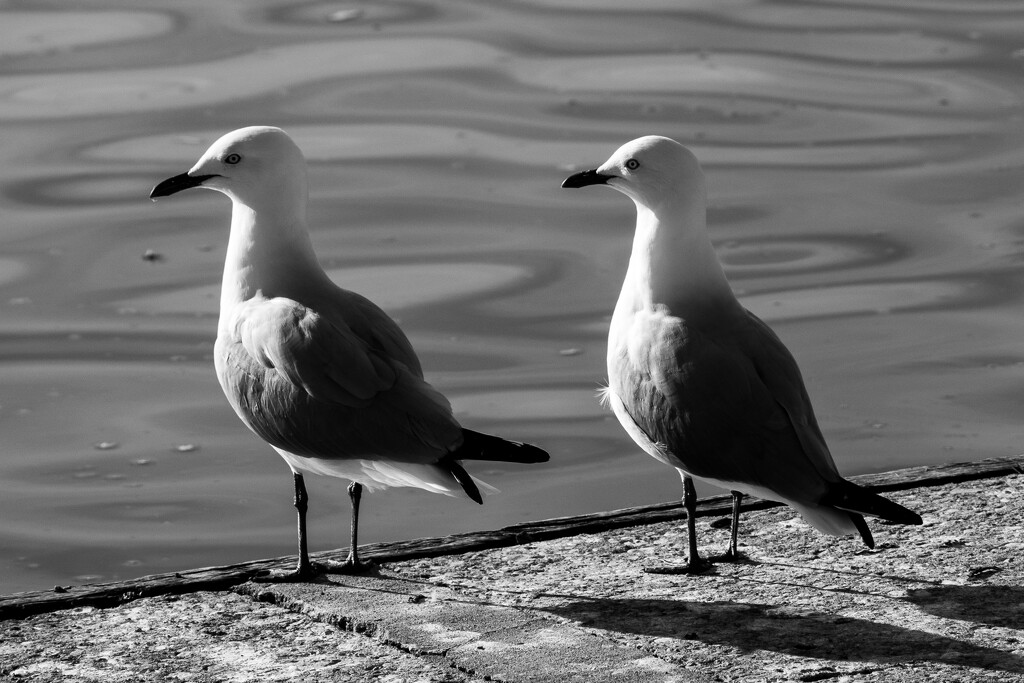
left=625, top=159, right=640, bottom=171
left=224, top=153, right=242, bottom=165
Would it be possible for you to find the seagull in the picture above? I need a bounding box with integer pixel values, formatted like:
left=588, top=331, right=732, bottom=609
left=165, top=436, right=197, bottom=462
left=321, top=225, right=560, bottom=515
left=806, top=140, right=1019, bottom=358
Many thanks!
left=150, top=126, right=549, bottom=580
left=562, top=136, right=921, bottom=573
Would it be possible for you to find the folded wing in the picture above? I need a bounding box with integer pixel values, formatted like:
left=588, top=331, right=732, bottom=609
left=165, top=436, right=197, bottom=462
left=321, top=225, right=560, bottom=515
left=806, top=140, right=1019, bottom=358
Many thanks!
left=217, top=294, right=462, bottom=463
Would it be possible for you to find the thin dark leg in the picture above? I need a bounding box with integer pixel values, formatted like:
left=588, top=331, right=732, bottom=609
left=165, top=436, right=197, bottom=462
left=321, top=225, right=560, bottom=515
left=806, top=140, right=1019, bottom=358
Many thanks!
left=255, top=471, right=320, bottom=582
left=708, top=490, right=753, bottom=564
left=726, top=490, right=743, bottom=559
left=319, top=481, right=375, bottom=574
left=683, top=476, right=710, bottom=571
left=346, top=481, right=365, bottom=566
left=644, top=475, right=712, bottom=575
left=294, top=472, right=312, bottom=575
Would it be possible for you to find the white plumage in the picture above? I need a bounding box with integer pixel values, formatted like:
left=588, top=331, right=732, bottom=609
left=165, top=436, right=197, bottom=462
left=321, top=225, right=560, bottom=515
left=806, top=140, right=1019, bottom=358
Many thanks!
left=151, top=126, right=547, bottom=578
left=563, top=136, right=920, bottom=572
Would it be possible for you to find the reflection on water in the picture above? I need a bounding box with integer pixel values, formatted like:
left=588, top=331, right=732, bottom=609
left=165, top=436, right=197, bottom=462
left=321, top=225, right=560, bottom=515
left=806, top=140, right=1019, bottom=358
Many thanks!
left=2, top=0, right=1024, bottom=594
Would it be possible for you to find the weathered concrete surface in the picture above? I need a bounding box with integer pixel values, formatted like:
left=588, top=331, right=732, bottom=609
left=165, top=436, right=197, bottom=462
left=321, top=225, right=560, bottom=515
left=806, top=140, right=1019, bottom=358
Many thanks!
left=235, top=578, right=701, bottom=682
left=3, top=469, right=1024, bottom=682
left=4, top=456, right=1015, bottom=622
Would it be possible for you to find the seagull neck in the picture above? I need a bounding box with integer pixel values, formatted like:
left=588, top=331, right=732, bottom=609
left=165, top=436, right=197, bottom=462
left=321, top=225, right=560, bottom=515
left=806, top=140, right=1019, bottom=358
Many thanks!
left=619, top=203, right=738, bottom=320
left=219, top=202, right=327, bottom=314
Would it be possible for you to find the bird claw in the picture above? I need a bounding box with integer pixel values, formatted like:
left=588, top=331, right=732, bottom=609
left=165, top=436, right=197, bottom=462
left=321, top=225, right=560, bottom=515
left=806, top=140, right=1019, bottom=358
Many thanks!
left=250, top=555, right=377, bottom=582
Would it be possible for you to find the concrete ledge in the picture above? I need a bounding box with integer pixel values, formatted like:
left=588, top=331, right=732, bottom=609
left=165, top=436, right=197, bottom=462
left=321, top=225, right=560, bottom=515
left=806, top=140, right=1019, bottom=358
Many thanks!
left=2, top=456, right=1023, bottom=681
left=2, top=455, right=1021, bottom=620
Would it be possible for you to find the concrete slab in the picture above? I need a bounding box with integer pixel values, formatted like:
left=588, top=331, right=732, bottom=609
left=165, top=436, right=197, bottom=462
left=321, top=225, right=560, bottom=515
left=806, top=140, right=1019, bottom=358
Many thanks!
left=4, top=462, right=1024, bottom=682
left=237, top=576, right=710, bottom=682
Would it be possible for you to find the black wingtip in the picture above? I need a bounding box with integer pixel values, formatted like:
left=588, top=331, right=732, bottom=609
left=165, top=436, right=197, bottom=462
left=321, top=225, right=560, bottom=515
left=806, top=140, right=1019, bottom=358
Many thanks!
left=850, top=513, right=874, bottom=549
left=823, top=480, right=923, bottom=527
left=457, top=429, right=549, bottom=464
left=447, top=459, right=483, bottom=505
left=512, top=442, right=550, bottom=464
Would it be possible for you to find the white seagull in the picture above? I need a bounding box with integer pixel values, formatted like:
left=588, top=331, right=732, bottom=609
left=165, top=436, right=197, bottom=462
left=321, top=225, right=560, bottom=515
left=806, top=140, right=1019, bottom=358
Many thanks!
left=150, top=126, right=548, bottom=580
left=562, top=136, right=921, bottom=573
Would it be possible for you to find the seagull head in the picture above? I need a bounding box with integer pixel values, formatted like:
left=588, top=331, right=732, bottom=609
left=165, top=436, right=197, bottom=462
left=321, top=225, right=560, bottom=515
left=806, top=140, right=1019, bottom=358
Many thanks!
left=561, top=135, right=705, bottom=214
left=149, top=126, right=306, bottom=208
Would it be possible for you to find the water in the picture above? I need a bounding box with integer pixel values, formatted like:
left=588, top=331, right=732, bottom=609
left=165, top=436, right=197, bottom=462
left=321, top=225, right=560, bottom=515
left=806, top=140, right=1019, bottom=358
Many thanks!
left=2, top=0, right=1024, bottom=594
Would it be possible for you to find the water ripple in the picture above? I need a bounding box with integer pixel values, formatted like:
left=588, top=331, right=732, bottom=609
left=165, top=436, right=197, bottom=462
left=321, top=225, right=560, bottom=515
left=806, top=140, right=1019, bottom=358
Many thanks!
left=519, top=52, right=1017, bottom=112
left=76, top=121, right=988, bottom=183
left=0, top=38, right=504, bottom=119
left=0, top=11, right=173, bottom=59
left=4, top=0, right=1024, bottom=594
left=111, top=261, right=531, bottom=315
left=718, top=234, right=906, bottom=277
left=742, top=277, right=993, bottom=323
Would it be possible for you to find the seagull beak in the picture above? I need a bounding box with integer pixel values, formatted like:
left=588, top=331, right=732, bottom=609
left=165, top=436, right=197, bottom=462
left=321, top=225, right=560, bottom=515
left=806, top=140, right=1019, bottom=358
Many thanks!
left=561, top=168, right=615, bottom=189
left=149, top=172, right=218, bottom=200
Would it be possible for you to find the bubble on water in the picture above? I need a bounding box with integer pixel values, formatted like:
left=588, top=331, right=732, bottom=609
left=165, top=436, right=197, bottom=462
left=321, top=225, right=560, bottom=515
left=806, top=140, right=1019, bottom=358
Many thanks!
left=94, top=441, right=119, bottom=450
left=327, top=8, right=363, bottom=23
left=174, top=444, right=198, bottom=453
left=131, top=458, right=153, bottom=466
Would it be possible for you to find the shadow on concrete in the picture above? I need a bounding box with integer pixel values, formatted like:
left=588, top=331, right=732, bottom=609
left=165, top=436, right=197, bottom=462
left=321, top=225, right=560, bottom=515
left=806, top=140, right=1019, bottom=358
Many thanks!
left=905, top=584, right=1024, bottom=629
left=542, top=596, right=1024, bottom=674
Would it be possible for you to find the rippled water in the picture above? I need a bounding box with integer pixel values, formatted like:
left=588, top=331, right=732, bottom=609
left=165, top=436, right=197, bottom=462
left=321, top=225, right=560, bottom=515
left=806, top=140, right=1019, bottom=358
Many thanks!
left=2, top=1, right=1024, bottom=594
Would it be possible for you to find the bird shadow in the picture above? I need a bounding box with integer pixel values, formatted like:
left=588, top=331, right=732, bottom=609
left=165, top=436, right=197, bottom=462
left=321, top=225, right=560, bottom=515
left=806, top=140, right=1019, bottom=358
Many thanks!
left=905, top=584, right=1024, bottom=630
left=541, top=596, right=1024, bottom=673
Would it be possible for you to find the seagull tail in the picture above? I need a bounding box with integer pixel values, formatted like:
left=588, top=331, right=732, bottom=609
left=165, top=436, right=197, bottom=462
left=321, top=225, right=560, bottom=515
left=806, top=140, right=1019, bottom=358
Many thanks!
left=453, top=429, right=550, bottom=464
left=822, top=479, right=924, bottom=527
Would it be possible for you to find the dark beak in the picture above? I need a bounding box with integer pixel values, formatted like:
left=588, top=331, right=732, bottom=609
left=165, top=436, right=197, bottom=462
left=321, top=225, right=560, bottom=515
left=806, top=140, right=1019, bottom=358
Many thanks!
left=149, top=172, right=218, bottom=200
left=561, top=168, right=614, bottom=189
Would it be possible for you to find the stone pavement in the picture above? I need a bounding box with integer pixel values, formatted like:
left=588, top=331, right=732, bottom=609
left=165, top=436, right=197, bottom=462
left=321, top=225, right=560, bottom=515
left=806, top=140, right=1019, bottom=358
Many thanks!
left=3, top=461, right=1024, bottom=682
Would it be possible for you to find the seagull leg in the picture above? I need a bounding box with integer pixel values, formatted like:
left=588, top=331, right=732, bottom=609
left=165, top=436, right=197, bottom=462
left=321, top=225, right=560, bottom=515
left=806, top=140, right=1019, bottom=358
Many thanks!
left=645, top=475, right=712, bottom=574
left=722, top=490, right=745, bottom=561
left=343, top=481, right=374, bottom=570
left=255, top=472, right=321, bottom=582
left=293, top=472, right=313, bottom=575
left=682, top=475, right=712, bottom=571
left=319, top=481, right=376, bottom=574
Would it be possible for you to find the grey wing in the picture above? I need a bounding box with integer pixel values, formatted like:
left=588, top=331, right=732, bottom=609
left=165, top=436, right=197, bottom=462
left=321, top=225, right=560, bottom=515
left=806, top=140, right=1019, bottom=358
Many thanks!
left=618, top=311, right=839, bottom=502
left=328, top=286, right=425, bottom=379
left=739, top=309, right=844, bottom=482
left=232, top=295, right=395, bottom=406
left=219, top=295, right=461, bottom=462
